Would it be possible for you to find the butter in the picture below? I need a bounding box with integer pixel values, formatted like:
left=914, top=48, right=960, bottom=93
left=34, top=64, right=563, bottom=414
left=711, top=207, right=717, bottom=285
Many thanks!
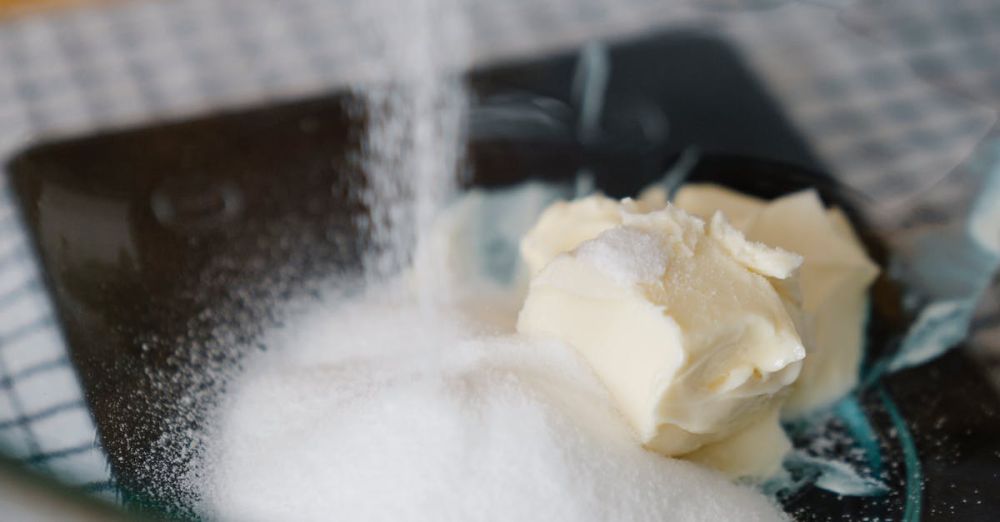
left=516, top=198, right=806, bottom=471
left=685, top=409, right=791, bottom=479
left=675, top=185, right=879, bottom=415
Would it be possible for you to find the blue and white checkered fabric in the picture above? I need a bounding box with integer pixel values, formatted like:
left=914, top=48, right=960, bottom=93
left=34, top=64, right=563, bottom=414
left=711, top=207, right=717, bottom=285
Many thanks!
left=0, top=0, right=996, bottom=497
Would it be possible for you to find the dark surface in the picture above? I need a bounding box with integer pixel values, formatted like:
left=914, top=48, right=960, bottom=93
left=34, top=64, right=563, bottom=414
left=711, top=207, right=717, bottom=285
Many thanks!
left=883, top=350, right=1000, bottom=521
left=7, top=29, right=1000, bottom=520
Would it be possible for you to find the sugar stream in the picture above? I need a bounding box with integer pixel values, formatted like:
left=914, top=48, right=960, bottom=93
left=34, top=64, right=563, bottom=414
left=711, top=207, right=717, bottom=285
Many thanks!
left=356, top=0, right=468, bottom=304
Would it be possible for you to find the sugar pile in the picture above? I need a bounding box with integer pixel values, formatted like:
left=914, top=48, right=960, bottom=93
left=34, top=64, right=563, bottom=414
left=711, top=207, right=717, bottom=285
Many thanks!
left=194, top=286, right=786, bottom=522
left=575, top=227, right=670, bottom=286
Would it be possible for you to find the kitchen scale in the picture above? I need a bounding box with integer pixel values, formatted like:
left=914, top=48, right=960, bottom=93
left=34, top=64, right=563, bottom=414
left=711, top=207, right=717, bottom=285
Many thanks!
left=8, top=30, right=999, bottom=520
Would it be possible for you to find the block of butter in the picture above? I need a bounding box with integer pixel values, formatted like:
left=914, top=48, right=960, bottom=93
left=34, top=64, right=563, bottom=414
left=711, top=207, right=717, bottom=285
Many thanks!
left=517, top=197, right=806, bottom=476
left=675, top=184, right=879, bottom=415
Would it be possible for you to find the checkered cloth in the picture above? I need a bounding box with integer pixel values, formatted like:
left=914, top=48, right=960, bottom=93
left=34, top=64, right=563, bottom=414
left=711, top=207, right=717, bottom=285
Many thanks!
left=0, top=0, right=997, bottom=498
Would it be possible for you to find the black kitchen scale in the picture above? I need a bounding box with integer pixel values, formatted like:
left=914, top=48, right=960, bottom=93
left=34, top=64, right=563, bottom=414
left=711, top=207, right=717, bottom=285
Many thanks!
left=7, top=29, right=1000, bottom=520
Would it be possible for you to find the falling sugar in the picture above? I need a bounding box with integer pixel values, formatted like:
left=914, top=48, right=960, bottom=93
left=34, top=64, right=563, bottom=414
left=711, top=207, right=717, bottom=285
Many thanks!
left=355, top=0, right=469, bottom=304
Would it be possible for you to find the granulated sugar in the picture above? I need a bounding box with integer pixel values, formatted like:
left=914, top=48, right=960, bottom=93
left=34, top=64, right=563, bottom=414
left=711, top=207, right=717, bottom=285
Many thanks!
left=575, top=227, right=669, bottom=285
left=194, top=286, right=786, bottom=521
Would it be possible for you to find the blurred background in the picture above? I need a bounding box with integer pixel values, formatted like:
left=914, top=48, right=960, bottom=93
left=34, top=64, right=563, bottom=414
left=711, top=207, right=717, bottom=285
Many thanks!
left=0, top=0, right=997, bottom=519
